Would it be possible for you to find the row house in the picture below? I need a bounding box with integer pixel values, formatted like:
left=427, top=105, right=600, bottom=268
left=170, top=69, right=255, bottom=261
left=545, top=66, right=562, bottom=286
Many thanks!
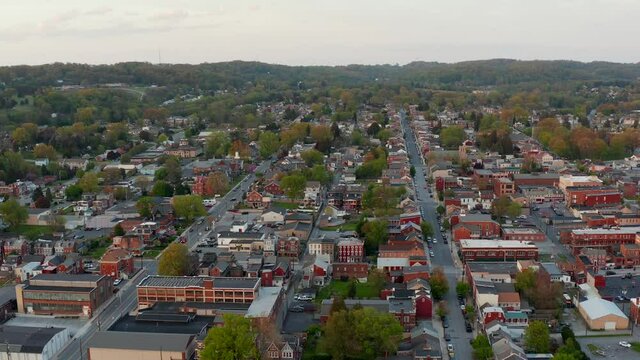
left=54, top=240, right=76, bottom=254
left=276, top=237, right=301, bottom=259
left=332, top=262, right=369, bottom=282
left=99, top=248, right=134, bottom=279
left=494, top=178, right=515, bottom=197
left=308, top=238, right=335, bottom=261
left=3, top=238, right=29, bottom=256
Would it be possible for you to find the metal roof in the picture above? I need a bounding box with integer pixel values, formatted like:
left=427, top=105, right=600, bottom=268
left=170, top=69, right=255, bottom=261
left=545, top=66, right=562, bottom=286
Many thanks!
left=88, top=331, right=194, bottom=352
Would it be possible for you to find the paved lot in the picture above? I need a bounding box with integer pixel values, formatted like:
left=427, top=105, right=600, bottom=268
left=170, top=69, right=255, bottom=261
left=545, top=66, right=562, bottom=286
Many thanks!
left=576, top=336, right=640, bottom=360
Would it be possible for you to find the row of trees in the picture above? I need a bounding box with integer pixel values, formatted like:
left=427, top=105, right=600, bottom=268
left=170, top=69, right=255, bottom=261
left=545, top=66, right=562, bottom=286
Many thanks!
left=535, top=118, right=640, bottom=160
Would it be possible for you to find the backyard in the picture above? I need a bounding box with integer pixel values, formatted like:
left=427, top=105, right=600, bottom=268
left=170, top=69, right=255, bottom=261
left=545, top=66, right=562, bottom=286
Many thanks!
left=319, top=220, right=359, bottom=232
left=272, top=201, right=299, bottom=210
left=12, top=224, right=55, bottom=239
left=316, top=280, right=379, bottom=301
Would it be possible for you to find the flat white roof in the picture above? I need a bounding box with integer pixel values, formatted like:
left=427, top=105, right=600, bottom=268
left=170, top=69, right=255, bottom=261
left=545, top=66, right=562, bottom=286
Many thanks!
left=460, top=239, right=538, bottom=249
left=572, top=227, right=640, bottom=235
left=580, top=298, right=627, bottom=320
left=502, top=228, right=542, bottom=234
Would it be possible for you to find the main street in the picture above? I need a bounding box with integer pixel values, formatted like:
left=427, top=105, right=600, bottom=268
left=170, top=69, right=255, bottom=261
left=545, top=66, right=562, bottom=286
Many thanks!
left=400, top=110, right=473, bottom=360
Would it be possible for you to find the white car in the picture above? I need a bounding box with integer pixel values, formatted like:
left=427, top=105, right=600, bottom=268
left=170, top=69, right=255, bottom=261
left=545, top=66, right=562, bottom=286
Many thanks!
left=113, top=279, right=122, bottom=286
left=619, top=341, right=631, bottom=348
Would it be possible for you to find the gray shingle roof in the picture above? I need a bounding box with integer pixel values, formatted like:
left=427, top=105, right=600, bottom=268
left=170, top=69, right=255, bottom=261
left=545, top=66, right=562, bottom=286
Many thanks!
left=88, top=331, right=194, bottom=352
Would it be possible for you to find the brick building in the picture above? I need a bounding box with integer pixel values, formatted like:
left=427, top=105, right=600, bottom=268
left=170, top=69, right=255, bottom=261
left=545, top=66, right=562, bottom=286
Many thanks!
left=512, top=173, right=560, bottom=189
left=460, top=240, right=539, bottom=262
left=336, top=238, right=364, bottom=263
left=15, top=274, right=113, bottom=317
left=502, top=227, right=545, bottom=242
left=136, top=276, right=260, bottom=309
left=564, top=186, right=622, bottom=207
left=332, top=262, right=369, bottom=281
left=451, top=213, right=501, bottom=242
left=494, top=178, right=515, bottom=197
left=567, top=227, right=640, bottom=254
left=99, top=248, right=135, bottom=279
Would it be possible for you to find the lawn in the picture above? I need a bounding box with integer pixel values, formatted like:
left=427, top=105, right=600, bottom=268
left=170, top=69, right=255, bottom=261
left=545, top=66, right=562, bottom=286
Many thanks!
left=87, top=244, right=109, bottom=259
left=316, top=280, right=378, bottom=301
left=13, top=224, right=55, bottom=239
left=320, top=220, right=359, bottom=232
left=631, top=342, right=640, bottom=353
left=272, top=201, right=298, bottom=210
left=143, top=250, right=162, bottom=258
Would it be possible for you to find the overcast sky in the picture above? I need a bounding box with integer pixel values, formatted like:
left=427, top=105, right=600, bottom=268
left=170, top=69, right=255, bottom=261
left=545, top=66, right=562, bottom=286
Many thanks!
left=1, top=0, right=639, bottom=66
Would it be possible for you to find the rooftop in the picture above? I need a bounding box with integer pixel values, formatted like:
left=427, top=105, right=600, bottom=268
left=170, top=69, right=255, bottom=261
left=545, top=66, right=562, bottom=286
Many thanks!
left=0, top=325, right=66, bottom=354
left=460, top=240, right=538, bottom=249
left=137, top=276, right=259, bottom=290
left=88, top=331, right=195, bottom=352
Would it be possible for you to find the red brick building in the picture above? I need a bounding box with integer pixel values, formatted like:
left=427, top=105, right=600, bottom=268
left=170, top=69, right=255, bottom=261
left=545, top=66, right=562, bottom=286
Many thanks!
left=567, top=227, right=640, bottom=254
left=460, top=240, right=539, bottom=262
left=264, top=181, right=283, bottom=196
left=451, top=214, right=501, bottom=242
left=332, top=263, right=369, bottom=281
left=245, top=190, right=266, bottom=209
left=565, top=186, right=622, bottom=207
left=276, top=237, right=300, bottom=259
left=494, top=177, right=515, bottom=197
left=378, top=242, right=425, bottom=258
left=336, top=238, right=364, bottom=263
left=512, top=173, right=560, bottom=189
left=502, top=227, right=545, bottom=242
left=136, top=276, right=260, bottom=309
left=99, top=248, right=135, bottom=279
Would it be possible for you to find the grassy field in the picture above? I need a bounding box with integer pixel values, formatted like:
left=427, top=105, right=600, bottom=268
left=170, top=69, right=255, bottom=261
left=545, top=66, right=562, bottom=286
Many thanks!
left=316, top=280, right=378, bottom=300
left=631, top=342, right=640, bottom=353
left=272, top=201, right=299, bottom=210
left=319, top=221, right=359, bottom=231
left=13, top=224, right=55, bottom=239
left=143, top=250, right=162, bottom=258
left=87, top=244, right=109, bottom=259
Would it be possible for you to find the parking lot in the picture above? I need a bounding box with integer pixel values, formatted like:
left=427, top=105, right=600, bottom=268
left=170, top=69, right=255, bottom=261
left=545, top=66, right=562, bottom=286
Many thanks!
left=283, top=300, right=318, bottom=334
left=577, top=335, right=640, bottom=360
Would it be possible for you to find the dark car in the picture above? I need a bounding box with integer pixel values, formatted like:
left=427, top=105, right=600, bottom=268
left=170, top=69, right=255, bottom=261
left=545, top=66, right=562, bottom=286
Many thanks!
left=606, top=270, right=616, bottom=275
left=465, top=321, right=472, bottom=332
left=289, top=305, right=304, bottom=313
left=443, top=319, right=449, bottom=328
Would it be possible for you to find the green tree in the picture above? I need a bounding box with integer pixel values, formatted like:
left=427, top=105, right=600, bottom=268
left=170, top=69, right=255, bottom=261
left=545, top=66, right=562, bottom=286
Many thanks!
left=64, top=184, right=83, bottom=201
left=360, top=220, right=388, bottom=255
left=420, top=221, right=434, bottom=238
left=205, top=131, right=231, bottom=158
left=113, top=223, right=125, bottom=236
left=524, top=320, right=550, bottom=353
left=258, top=131, right=280, bottom=158
left=322, top=307, right=403, bottom=360
left=367, top=268, right=386, bottom=295
left=440, top=126, right=466, bottom=149
left=200, top=314, right=259, bottom=360
left=162, top=156, right=182, bottom=185
left=330, top=296, right=347, bottom=314
left=172, top=195, right=206, bottom=222
left=136, top=197, right=154, bottom=219
left=0, top=198, right=27, bottom=229
left=436, top=205, right=445, bottom=216
left=280, top=174, right=307, bottom=199
left=301, top=149, right=325, bottom=167
left=442, top=218, right=450, bottom=230
left=158, top=243, right=190, bottom=276
left=78, top=172, right=99, bottom=193
left=471, top=334, right=494, bottom=360
left=152, top=180, right=174, bottom=197
left=515, top=269, right=537, bottom=293
left=456, top=281, right=471, bottom=298
left=429, top=267, right=449, bottom=300
left=436, top=300, right=449, bottom=319
left=347, top=279, right=357, bottom=299
left=410, top=165, right=416, bottom=178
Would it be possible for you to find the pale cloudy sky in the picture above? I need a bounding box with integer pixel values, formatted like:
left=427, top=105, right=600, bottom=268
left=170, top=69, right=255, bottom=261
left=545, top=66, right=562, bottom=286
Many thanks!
left=0, top=0, right=638, bottom=66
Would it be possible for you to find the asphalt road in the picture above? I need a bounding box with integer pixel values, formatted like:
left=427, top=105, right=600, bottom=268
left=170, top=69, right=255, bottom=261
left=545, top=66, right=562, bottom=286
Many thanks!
left=52, top=268, right=147, bottom=360
left=401, top=110, right=473, bottom=360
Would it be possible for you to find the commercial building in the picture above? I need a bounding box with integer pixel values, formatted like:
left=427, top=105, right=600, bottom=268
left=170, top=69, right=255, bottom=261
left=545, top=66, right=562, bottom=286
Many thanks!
left=16, top=274, right=113, bottom=317
left=136, top=276, right=260, bottom=309
left=88, top=331, right=196, bottom=360
left=459, top=240, right=539, bottom=262
left=502, top=227, right=545, bottom=242
left=578, top=298, right=629, bottom=330
left=564, top=186, right=622, bottom=207
left=567, top=227, right=640, bottom=254
left=0, top=325, right=70, bottom=360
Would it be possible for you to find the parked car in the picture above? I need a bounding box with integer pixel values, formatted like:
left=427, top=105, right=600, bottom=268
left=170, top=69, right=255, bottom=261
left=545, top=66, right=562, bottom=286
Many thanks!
left=443, top=318, right=449, bottom=328
left=113, top=279, right=122, bottom=286
left=289, top=305, right=305, bottom=313
left=465, top=322, right=473, bottom=332
left=619, top=341, right=631, bottom=348
left=444, top=332, right=451, bottom=341
left=606, top=270, right=616, bottom=276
